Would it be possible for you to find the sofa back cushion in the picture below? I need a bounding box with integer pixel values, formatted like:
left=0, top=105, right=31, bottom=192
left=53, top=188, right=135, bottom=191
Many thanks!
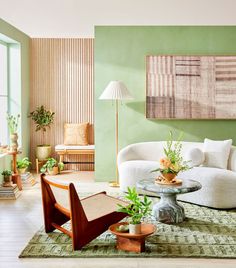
left=184, top=148, right=205, bottom=167
left=202, top=139, right=232, bottom=169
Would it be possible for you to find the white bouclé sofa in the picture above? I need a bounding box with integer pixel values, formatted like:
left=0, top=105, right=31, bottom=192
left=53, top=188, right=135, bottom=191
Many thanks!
left=118, top=141, right=236, bottom=209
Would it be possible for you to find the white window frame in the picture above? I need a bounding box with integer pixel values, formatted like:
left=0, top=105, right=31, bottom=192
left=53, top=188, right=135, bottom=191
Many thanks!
left=0, top=40, right=9, bottom=146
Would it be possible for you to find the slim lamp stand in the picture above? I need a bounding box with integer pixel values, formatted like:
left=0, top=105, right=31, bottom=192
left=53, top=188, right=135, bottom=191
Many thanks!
left=109, top=99, right=119, bottom=187
left=99, top=81, right=133, bottom=188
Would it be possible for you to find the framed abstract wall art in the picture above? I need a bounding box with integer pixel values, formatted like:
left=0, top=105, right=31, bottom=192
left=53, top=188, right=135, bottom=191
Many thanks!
left=146, top=55, right=236, bottom=119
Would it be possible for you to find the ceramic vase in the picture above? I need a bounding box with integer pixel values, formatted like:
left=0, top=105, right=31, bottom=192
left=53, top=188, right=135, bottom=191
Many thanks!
left=10, top=133, right=18, bottom=152
left=161, top=172, right=177, bottom=182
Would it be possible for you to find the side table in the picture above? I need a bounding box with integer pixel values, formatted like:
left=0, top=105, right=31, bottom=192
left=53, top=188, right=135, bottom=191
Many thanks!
left=7, top=151, right=22, bottom=190
left=109, top=222, right=156, bottom=253
left=137, top=178, right=202, bottom=224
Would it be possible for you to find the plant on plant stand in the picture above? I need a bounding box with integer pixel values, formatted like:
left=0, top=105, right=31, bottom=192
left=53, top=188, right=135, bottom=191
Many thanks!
left=40, top=158, right=64, bottom=175
left=16, top=157, right=32, bottom=174
left=152, top=131, right=190, bottom=183
left=1, top=170, right=13, bottom=187
left=6, top=113, right=20, bottom=152
left=117, top=187, right=152, bottom=234
left=29, top=105, right=55, bottom=161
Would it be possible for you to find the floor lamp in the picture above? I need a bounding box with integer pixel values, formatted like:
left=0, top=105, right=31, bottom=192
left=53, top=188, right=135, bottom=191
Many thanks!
left=99, top=81, right=133, bottom=187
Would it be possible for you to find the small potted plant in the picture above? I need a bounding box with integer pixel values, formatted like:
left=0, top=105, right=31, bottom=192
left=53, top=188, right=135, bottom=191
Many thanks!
left=1, top=170, right=13, bottom=187
left=6, top=113, right=20, bottom=152
left=16, top=157, right=32, bottom=174
left=152, top=131, right=190, bottom=183
left=117, top=187, right=152, bottom=234
left=40, top=158, right=64, bottom=175
left=29, top=105, right=55, bottom=161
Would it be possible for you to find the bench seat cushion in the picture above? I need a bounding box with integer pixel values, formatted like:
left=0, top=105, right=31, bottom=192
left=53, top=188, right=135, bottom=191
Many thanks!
left=55, top=144, right=95, bottom=151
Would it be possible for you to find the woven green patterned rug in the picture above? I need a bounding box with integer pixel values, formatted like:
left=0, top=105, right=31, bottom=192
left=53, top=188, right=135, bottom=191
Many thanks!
left=19, top=198, right=236, bottom=258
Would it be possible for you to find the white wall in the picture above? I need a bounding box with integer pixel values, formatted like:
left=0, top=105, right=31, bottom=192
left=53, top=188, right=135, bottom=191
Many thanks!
left=0, top=0, right=236, bottom=37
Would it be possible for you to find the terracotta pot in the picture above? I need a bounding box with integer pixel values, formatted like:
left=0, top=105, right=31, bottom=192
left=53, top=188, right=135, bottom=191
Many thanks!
left=10, top=133, right=18, bottom=152
left=3, top=175, right=12, bottom=187
left=47, top=166, right=59, bottom=175
left=36, top=145, right=51, bottom=161
left=129, top=223, right=141, bottom=234
left=161, top=172, right=177, bottom=182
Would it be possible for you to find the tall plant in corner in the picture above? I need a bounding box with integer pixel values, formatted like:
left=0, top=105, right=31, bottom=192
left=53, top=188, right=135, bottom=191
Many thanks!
left=29, top=105, right=55, bottom=161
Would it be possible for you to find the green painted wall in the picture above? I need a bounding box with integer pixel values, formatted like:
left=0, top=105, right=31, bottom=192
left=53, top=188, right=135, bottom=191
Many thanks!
left=95, top=26, right=236, bottom=181
left=0, top=19, right=30, bottom=182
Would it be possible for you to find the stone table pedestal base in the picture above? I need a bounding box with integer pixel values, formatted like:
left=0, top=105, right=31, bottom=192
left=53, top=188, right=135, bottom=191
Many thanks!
left=152, top=193, right=185, bottom=224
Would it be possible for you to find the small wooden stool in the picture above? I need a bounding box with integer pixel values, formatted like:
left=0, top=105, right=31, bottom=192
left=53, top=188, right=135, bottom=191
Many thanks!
left=109, top=222, right=156, bottom=253
left=35, top=159, right=47, bottom=174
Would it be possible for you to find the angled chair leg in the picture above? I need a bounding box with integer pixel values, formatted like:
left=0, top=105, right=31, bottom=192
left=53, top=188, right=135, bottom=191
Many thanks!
left=69, top=183, right=89, bottom=250
left=41, top=174, right=69, bottom=233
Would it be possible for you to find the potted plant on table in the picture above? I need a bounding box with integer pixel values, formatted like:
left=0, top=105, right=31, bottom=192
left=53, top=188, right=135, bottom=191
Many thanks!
left=117, top=187, right=152, bottom=234
left=6, top=113, right=20, bottom=152
left=40, top=158, right=64, bottom=175
left=16, top=157, right=32, bottom=174
left=1, top=170, right=13, bottom=187
left=29, top=105, right=55, bottom=161
left=152, top=131, right=190, bottom=183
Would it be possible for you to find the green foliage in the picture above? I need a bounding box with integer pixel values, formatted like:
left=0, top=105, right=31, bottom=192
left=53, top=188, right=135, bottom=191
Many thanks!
left=117, top=187, right=152, bottom=224
left=16, top=157, right=31, bottom=169
left=1, top=170, right=12, bottom=176
left=152, top=131, right=190, bottom=174
left=6, top=113, right=20, bottom=134
left=40, top=158, right=64, bottom=173
left=29, top=105, right=55, bottom=132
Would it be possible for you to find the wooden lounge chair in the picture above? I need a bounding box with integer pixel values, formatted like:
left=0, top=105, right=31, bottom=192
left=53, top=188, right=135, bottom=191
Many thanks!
left=40, top=173, right=127, bottom=250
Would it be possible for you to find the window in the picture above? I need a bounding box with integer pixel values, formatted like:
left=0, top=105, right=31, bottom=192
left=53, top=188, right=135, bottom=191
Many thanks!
left=0, top=42, right=8, bottom=145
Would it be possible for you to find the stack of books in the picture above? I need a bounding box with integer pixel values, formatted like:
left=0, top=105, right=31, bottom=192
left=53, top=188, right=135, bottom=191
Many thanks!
left=0, top=184, right=21, bottom=200
left=20, top=172, right=36, bottom=188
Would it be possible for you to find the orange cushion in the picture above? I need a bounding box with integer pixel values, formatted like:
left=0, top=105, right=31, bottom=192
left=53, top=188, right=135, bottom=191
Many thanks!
left=64, top=123, right=89, bottom=145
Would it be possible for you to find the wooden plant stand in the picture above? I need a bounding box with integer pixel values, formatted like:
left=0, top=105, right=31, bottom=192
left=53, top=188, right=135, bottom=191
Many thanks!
left=8, top=151, right=22, bottom=190
left=109, top=222, right=156, bottom=253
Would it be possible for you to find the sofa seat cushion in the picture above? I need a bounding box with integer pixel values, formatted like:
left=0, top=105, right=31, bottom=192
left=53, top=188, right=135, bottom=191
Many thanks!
left=178, top=167, right=236, bottom=208
left=119, top=160, right=158, bottom=191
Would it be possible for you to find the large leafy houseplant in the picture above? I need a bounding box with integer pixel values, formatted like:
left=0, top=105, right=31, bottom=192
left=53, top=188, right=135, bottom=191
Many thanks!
left=29, top=106, right=55, bottom=160
left=152, top=131, right=190, bottom=182
left=117, top=187, right=152, bottom=234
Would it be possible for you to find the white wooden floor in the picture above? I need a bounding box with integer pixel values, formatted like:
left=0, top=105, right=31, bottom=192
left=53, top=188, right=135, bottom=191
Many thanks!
left=0, top=171, right=236, bottom=268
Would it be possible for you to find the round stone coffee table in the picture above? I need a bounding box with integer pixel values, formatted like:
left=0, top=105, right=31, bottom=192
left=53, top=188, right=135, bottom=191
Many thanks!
left=137, top=178, right=202, bottom=224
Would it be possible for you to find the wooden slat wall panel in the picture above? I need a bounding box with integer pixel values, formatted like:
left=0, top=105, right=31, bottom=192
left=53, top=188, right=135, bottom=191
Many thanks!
left=30, top=38, right=94, bottom=171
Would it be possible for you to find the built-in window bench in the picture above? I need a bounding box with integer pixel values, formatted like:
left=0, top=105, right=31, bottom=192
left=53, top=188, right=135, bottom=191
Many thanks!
left=55, top=144, right=95, bottom=166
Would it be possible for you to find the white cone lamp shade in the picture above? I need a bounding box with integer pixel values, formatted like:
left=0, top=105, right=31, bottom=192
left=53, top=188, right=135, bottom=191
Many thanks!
left=99, top=81, right=133, bottom=100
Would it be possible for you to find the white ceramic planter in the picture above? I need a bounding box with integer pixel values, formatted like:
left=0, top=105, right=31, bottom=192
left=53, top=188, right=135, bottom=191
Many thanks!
left=129, top=223, right=141, bottom=234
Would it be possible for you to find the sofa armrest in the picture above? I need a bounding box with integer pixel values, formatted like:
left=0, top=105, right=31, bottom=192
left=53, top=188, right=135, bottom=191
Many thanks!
left=117, top=145, right=140, bottom=166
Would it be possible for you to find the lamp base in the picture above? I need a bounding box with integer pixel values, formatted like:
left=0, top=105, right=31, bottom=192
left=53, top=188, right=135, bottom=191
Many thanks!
left=109, top=181, right=120, bottom=187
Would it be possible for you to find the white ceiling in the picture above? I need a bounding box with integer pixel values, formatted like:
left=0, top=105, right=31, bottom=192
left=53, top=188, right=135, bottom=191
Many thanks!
left=0, top=0, right=236, bottom=37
